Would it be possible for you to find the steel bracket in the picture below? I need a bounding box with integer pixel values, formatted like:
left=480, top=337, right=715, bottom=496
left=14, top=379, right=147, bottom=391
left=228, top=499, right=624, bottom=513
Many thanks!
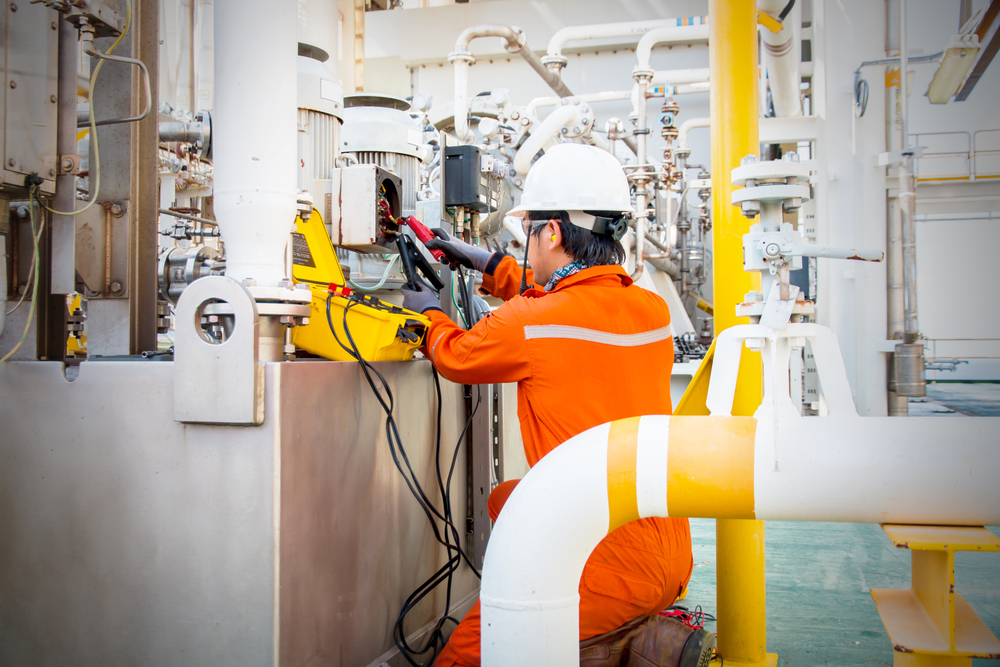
left=173, top=276, right=264, bottom=425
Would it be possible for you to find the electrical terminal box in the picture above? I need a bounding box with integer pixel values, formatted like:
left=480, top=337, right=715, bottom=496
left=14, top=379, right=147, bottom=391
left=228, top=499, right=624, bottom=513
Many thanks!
left=444, top=145, right=503, bottom=212
left=327, top=164, right=402, bottom=253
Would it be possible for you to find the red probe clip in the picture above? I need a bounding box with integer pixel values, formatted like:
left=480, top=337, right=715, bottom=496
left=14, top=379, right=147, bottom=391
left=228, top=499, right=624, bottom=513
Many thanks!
left=402, top=215, right=446, bottom=262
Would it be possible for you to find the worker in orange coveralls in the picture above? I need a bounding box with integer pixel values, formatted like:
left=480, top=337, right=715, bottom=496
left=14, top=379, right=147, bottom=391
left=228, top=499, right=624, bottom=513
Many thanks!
left=401, top=144, right=714, bottom=667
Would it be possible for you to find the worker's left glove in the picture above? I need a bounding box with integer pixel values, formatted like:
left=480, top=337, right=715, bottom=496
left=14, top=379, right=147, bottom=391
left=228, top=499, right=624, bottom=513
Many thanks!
left=401, top=281, right=442, bottom=314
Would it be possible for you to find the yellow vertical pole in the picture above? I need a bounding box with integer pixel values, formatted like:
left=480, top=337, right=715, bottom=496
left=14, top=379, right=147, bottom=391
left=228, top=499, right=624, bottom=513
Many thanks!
left=709, top=1, right=776, bottom=666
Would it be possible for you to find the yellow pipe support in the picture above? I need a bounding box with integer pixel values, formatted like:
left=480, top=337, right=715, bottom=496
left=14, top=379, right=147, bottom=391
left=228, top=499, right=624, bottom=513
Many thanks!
left=709, top=1, right=774, bottom=665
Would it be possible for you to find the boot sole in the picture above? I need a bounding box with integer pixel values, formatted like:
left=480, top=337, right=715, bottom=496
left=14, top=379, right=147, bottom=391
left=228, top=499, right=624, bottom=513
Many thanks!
left=679, top=628, right=716, bottom=667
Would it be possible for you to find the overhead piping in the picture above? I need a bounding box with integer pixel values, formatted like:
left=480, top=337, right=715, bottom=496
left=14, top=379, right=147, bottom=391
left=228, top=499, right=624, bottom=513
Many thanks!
left=758, top=0, right=803, bottom=117
left=449, top=25, right=573, bottom=144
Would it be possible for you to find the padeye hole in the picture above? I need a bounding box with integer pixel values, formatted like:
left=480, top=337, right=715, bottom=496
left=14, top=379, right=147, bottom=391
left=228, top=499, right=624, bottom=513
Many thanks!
left=195, top=298, right=237, bottom=345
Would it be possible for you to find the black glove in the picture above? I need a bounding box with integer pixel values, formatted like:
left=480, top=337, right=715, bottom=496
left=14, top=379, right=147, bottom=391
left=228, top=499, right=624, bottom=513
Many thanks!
left=401, top=281, right=442, bottom=314
left=425, top=228, right=493, bottom=272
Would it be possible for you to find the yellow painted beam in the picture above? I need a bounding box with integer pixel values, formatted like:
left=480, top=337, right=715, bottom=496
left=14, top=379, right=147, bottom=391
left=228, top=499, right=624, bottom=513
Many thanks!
left=709, top=1, right=772, bottom=665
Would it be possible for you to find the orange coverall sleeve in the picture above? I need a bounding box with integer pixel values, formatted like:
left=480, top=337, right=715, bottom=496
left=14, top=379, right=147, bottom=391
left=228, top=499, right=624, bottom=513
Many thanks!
left=480, top=254, right=535, bottom=301
left=422, top=305, right=531, bottom=385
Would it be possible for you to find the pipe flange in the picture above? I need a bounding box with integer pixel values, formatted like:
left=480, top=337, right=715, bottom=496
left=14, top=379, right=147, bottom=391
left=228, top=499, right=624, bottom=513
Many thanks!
left=540, top=54, right=568, bottom=70
left=731, top=183, right=811, bottom=205
left=447, top=50, right=476, bottom=65
left=731, top=161, right=811, bottom=187
left=503, top=26, right=527, bottom=53
left=631, top=67, right=655, bottom=82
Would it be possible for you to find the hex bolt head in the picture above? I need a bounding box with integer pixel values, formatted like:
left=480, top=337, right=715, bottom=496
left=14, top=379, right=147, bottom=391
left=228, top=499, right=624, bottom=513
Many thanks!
left=782, top=151, right=800, bottom=162
left=740, top=154, right=758, bottom=166
left=207, top=314, right=220, bottom=324
left=110, top=280, right=124, bottom=294
left=110, top=201, right=127, bottom=217
left=50, top=94, right=57, bottom=103
left=48, top=168, right=55, bottom=177
left=279, top=315, right=295, bottom=325
left=560, top=127, right=569, bottom=135
left=62, top=157, right=74, bottom=171
left=745, top=291, right=763, bottom=302
left=741, top=200, right=761, bottom=218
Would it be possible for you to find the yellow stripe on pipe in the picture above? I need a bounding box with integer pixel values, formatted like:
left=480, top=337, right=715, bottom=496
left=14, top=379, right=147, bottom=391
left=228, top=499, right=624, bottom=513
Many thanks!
left=667, top=416, right=756, bottom=519
left=607, top=417, right=641, bottom=532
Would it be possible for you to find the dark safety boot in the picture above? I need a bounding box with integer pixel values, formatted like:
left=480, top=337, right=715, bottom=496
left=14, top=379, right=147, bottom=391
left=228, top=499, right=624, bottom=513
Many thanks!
left=579, top=614, right=716, bottom=667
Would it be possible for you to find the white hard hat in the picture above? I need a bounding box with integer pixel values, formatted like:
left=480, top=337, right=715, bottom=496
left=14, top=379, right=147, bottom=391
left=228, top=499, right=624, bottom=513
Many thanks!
left=508, top=143, right=633, bottom=238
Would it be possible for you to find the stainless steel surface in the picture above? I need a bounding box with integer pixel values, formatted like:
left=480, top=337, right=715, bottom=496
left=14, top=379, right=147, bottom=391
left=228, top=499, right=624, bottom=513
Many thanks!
left=1, top=0, right=58, bottom=197
left=298, top=109, right=341, bottom=191
left=173, top=276, right=263, bottom=424
left=85, top=0, right=158, bottom=356
left=0, top=356, right=477, bottom=666
left=51, top=16, right=79, bottom=295
left=467, top=384, right=494, bottom=569
left=158, top=245, right=221, bottom=305
left=0, top=359, right=277, bottom=665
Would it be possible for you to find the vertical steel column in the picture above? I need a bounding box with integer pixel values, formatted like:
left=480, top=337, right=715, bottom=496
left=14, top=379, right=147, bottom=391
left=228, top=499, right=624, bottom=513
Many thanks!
left=51, top=16, right=79, bottom=295
left=85, top=0, right=159, bottom=356
left=709, top=2, right=774, bottom=666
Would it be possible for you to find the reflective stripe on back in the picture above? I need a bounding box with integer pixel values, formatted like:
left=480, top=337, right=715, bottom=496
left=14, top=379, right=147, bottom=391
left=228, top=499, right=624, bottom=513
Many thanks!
left=522, top=324, right=673, bottom=347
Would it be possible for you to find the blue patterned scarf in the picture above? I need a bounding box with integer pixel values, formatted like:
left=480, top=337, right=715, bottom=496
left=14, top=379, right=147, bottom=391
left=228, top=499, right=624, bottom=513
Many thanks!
left=544, top=261, right=591, bottom=291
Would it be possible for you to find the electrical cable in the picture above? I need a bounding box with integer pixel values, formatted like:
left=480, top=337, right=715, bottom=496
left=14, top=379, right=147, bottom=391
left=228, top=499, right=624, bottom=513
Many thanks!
left=1, top=188, right=42, bottom=364
left=347, top=255, right=400, bottom=291
left=324, top=293, right=482, bottom=664
left=855, top=76, right=870, bottom=117
left=40, top=0, right=134, bottom=219
left=6, top=207, right=46, bottom=316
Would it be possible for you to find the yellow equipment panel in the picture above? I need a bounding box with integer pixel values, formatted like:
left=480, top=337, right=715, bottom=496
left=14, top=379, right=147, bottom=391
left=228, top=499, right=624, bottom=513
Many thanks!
left=290, top=209, right=429, bottom=362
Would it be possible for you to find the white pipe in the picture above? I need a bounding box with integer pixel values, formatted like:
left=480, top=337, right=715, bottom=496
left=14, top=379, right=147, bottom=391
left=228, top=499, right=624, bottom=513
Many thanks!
left=651, top=68, right=711, bottom=86
left=678, top=117, right=711, bottom=151
left=176, top=0, right=194, bottom=111
left=194, top=0, right=213, bottom=110
left=481, top=414, right=1000, bottom=665
left=480, top=321, right=1000, bottom=664
left=759, top=0, right=802, bottom=117
left=546, top=18, right=693, bottom=59
left=635, top=23, right=710, bottom=72
left=502, top=215, right=527, bottom=245
left=453, top=58, right=473, bottom=143
left=526, top=90, right=631, bottom=118
left=512, top=105, right=582, bottom=176
left=213, top=0, right=297, bottom=288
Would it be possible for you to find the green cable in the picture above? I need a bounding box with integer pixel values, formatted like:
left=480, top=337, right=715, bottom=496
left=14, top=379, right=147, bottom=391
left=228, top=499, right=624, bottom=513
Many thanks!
left=348, top=255, right=400, bottom=291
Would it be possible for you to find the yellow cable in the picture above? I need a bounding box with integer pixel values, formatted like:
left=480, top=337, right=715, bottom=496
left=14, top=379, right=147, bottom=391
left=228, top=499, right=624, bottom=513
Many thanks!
left=0, top=189, right=42, bottom=364
left=40, top=0, right=133, bottom=218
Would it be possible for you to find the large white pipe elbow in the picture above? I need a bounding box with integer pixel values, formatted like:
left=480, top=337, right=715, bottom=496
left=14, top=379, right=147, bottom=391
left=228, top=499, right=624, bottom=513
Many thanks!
left=481, top=424, right=612, bottom=666
left=213, top=0, right=297, bottom=288
left=513, top=105, right=581, bottom=176
left=481, top=412, right=1000, bottom=665
left=635, top=22, right=710, bottom=72
left=758, top=0, right=802, bottom=117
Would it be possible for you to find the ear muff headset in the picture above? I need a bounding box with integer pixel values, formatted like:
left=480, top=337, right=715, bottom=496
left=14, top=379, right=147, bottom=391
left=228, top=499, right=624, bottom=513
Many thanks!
left=590, top=215, right=629, bottom=242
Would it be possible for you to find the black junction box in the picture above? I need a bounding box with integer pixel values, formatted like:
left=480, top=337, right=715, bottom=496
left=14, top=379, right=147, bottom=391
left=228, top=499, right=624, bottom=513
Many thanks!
left=445, top=145, right=492, bottom=212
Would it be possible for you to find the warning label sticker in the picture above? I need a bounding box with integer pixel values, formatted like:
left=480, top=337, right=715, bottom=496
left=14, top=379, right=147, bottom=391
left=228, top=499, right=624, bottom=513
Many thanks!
left=291, top=232, right=316, bottom=268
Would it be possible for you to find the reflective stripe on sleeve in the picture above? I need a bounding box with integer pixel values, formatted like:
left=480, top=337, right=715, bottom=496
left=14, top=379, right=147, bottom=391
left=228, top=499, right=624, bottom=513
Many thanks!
left=522, top=324, right=673, bottom=346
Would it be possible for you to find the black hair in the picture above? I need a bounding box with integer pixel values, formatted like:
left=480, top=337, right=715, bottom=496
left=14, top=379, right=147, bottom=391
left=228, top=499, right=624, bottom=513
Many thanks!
left=526, top=210, right=626, bottom=266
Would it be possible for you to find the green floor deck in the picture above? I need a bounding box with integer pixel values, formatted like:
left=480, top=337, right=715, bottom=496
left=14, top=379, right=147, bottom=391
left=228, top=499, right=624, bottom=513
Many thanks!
left=682, top=520, right=1000, bottom=666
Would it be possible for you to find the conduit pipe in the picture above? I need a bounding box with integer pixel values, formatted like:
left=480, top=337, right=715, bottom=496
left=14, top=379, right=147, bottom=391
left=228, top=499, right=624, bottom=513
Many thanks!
left=543, top=18, right=706, bottom=75
left=480, top=411, right=1000, bottom=665
left=758, top=0, right=803, bottom=117
left=450, top=25, right=573, bottom=144
left=635, top=22, right=710, bottom=72
left=512, top=105, right=582, bottom=176
left=213, top=0, right=297, bottom=288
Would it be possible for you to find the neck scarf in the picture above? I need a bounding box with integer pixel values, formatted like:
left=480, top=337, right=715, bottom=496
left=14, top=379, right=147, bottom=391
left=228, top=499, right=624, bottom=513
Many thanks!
left=544, top=261, right=591, bottom=291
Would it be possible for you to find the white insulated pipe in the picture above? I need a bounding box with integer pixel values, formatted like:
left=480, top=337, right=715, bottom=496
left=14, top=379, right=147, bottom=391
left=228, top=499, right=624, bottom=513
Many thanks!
left=453, top=58, right=473, bottom=143
left=635, top=22, right=710, bottom=72
left=481, top=413, right=1000, bottom=665
left=678, top=117, right=711, bottom=152
left=513, top=105, right=583, bottom=176
left=546, top=18, right=704, bottom=60
left=758, top=0, right=803, bottom=117
left=213, top=0, right=298, bottom=288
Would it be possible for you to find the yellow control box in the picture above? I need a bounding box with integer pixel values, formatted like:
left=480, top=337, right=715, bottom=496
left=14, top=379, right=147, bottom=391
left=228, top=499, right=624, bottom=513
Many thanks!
left=290, top=209, right=429, bottom=362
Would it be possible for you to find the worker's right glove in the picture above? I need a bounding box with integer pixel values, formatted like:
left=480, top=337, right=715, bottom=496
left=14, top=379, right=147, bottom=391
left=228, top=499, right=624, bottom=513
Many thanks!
left=424, top=228, right=492, bottom=272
